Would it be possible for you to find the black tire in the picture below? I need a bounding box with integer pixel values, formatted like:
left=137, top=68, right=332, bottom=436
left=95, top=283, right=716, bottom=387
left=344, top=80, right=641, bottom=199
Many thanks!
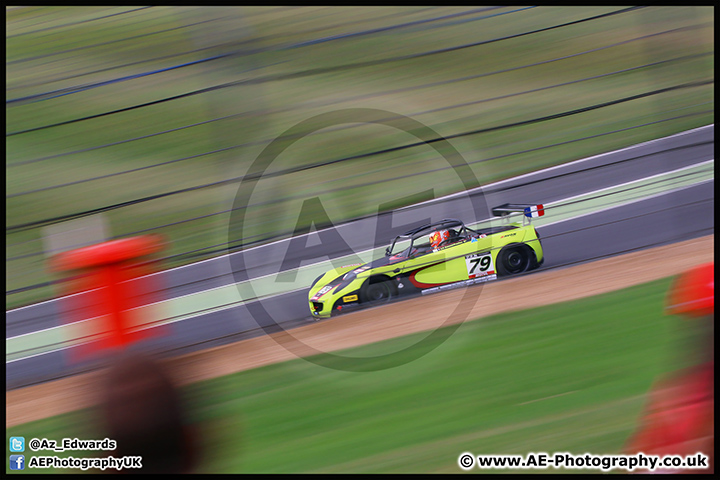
left=497, top=245, right=530, bottom=276
left=360, top=278, right=393, bottom=305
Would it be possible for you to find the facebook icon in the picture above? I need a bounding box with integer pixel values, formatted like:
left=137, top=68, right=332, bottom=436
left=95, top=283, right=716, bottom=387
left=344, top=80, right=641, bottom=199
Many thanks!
left=9, top=455, right=25, bottom=470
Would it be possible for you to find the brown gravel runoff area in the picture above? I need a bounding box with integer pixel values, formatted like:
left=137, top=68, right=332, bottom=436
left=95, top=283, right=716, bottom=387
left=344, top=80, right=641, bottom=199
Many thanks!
left=6, top=235, right=714, bottom=428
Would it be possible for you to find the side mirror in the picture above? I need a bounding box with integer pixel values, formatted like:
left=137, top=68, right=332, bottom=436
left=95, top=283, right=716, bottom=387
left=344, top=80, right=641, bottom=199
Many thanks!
left=385, top=247, right=391, bottom=256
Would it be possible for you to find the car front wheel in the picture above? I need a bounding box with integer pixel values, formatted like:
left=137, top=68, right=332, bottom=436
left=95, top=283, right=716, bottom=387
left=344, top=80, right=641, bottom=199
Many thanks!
left=360, top=278, right=393, bottom=305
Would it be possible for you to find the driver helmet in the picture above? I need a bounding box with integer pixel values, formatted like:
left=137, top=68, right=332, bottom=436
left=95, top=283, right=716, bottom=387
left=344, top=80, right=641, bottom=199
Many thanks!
left=429, top=229, right=450, bottom=249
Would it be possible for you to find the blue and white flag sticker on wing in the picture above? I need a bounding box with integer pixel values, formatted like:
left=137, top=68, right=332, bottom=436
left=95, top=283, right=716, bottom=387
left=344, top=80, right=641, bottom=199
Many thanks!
left=524, top=204, right=544, bottom=218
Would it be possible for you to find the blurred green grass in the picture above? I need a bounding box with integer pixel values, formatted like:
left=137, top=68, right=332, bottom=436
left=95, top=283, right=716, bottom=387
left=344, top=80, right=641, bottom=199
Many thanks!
left=8, top=276, right=702, bottom=473
left=5, top=6, right=714, bottom=308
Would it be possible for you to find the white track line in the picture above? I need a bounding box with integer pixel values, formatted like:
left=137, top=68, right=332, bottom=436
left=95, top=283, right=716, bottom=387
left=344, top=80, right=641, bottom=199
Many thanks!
left=6, top=286, right=307, bottom=362
left=542, top=158, right=714, bottom=206
left=537, top=178, right=714, bottom=229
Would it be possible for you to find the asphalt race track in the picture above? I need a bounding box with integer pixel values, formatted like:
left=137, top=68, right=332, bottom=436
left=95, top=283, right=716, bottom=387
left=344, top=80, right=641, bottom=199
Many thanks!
left=6, top=125, right=714, bottom=389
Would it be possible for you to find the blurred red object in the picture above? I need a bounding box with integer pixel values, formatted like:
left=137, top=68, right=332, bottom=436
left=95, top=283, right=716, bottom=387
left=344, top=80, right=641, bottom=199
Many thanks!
left=51, top=235, right=167, bottom=360
left=665, top=262, right=714, bottom=317
left=624, top=363, right=713, bottom=473
left=624, top=262, right=714, bottom=474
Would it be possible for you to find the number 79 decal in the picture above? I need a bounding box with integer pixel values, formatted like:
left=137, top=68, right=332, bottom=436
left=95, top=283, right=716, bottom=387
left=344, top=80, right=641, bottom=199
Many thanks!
left=465, top=252, right=495, bottom=278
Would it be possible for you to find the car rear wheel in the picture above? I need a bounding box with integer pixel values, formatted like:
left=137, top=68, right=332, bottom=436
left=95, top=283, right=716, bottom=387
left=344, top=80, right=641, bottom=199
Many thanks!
left=497, top=245, right=530, bottom=276
left=361, top=278, right=393, bottom=305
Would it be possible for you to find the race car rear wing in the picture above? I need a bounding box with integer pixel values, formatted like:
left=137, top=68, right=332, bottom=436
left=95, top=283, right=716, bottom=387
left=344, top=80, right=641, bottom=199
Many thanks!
left=492, top=203, right=544, bottom=225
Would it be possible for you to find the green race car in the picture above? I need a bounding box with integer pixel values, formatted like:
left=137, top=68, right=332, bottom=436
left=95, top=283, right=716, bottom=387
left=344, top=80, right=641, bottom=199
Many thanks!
left=308, top=204, right=545, bottom=319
